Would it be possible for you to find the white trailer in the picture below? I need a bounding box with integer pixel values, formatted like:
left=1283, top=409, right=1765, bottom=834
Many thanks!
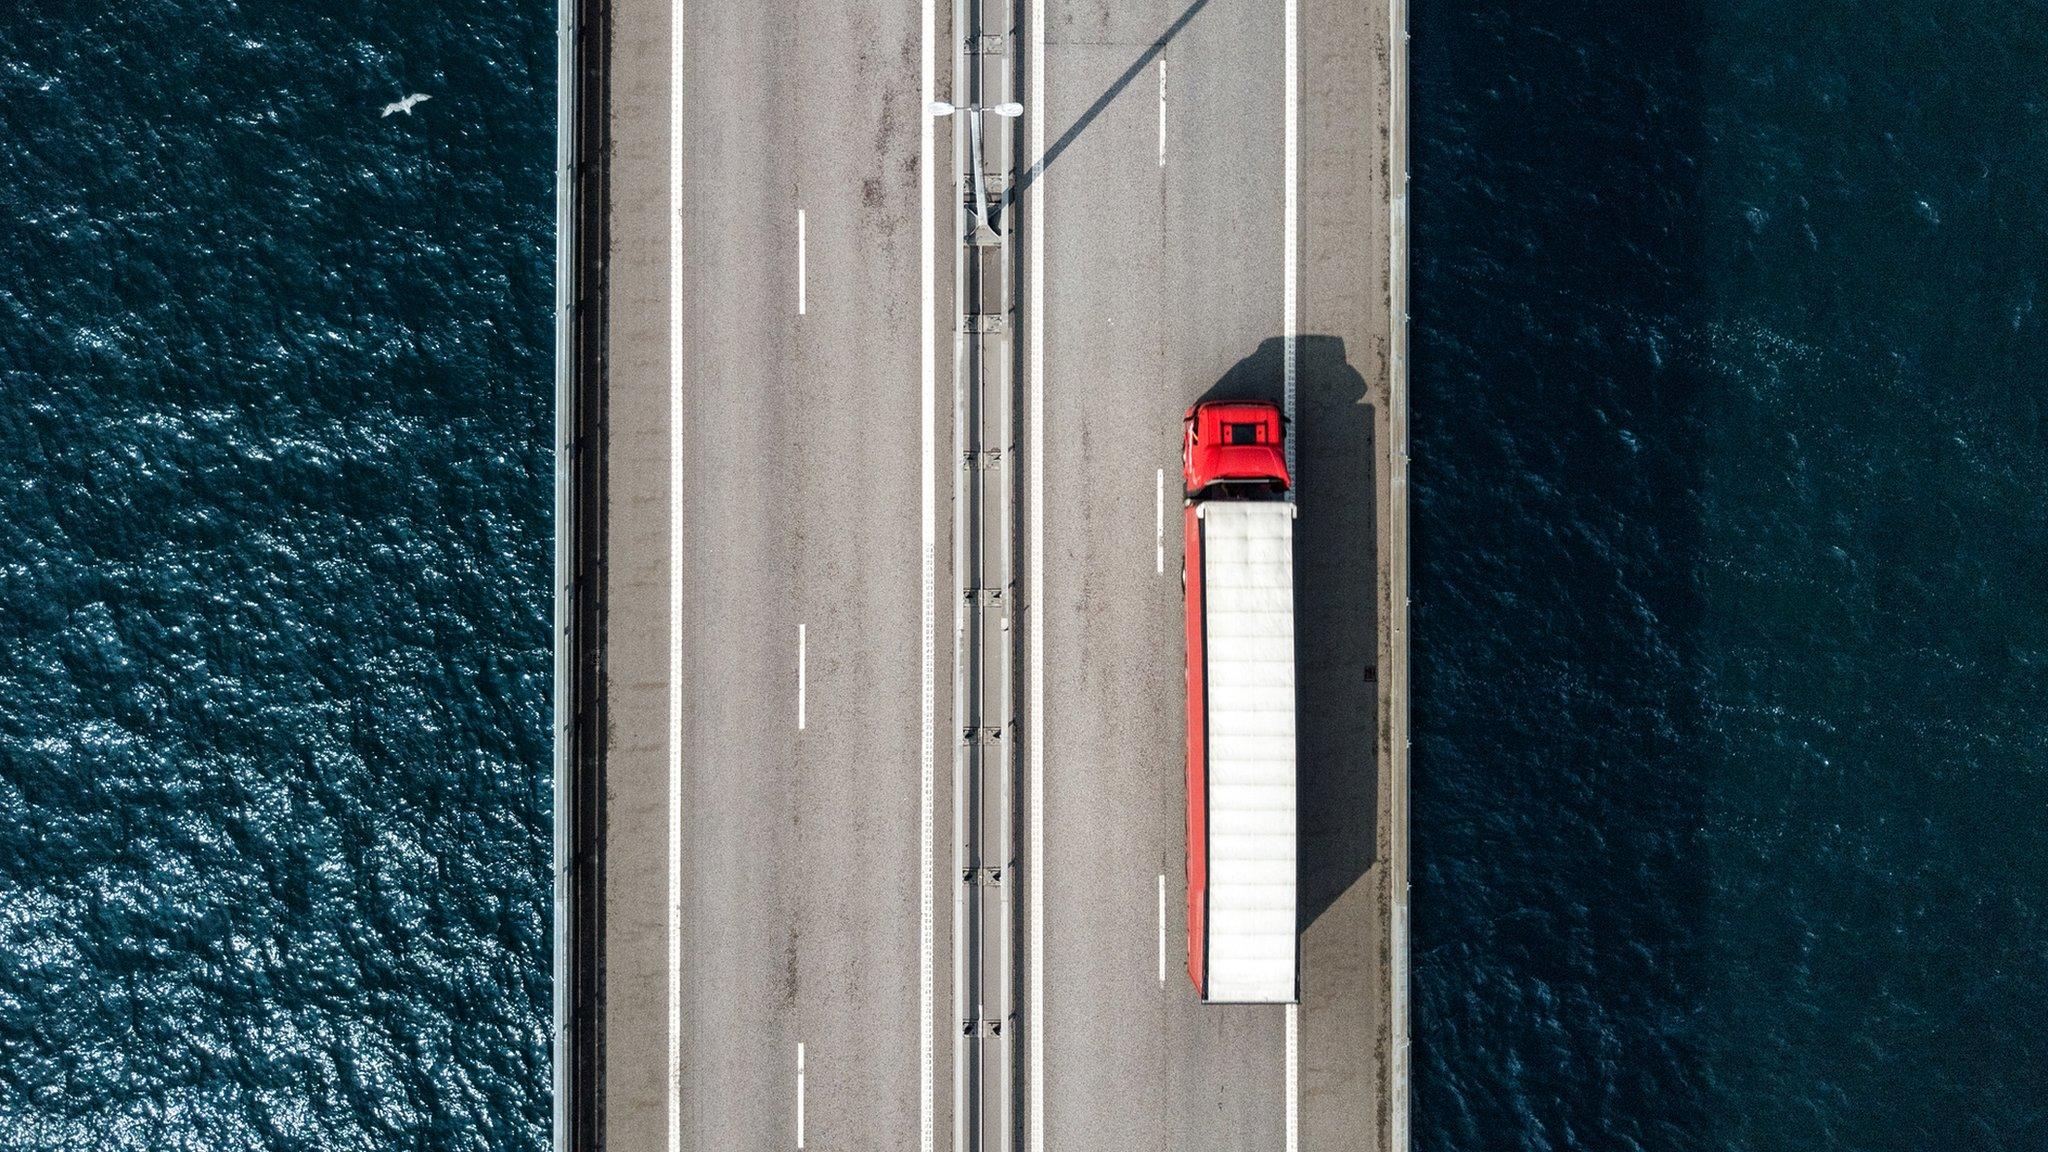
left=1183, top=497, right=1299, bottom=1004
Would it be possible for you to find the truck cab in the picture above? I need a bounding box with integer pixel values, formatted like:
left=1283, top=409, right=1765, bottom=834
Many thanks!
left=1183, top=400, right=1291, bottom=497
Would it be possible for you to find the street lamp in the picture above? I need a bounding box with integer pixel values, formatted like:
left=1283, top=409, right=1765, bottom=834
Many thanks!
left=932, top=100, right=1024, bottom=237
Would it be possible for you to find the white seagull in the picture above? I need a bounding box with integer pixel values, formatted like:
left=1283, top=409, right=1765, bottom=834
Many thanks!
left=381, top=93, right=431, bottom=118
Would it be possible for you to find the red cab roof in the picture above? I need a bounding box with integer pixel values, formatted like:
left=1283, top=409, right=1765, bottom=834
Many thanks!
left=1182, top=400, right=1290, bottom=495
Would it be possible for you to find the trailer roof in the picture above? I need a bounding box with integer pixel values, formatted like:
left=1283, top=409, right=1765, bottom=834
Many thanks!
left=1198, top=500, right=1297, bottom=1003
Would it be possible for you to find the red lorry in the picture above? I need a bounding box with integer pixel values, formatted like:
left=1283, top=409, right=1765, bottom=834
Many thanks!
left=1181, top=400, right=1299, bottom=1004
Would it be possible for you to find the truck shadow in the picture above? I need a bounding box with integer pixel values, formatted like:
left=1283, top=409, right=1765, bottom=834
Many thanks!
left=1200, top=335, right=1378, bottom=933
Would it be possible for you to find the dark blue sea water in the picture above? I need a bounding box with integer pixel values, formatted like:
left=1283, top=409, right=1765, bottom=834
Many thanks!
left=0, top=3, right=553, bottom=1148
left=1413, top=1, right=2048, bottom=1148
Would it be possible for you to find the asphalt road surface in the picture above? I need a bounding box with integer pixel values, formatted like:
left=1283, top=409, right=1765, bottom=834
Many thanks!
left=600, top=1, right=946, bottom=1149
left=1032, top=0, right=1292, bottom=1146
left=1032, top=0, right=1389, bottom=1148
left=589, top=0, right=1391, bottom=1147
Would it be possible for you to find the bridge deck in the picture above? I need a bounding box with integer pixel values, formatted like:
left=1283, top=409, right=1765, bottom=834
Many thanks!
left=555, top=0, right=1408, bottom=1147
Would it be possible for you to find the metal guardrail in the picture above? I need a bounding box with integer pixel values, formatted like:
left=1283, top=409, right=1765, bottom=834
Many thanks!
left=950, top=3, right=1022, bottom=1148
left=554, top=0, right=610, bottom=1148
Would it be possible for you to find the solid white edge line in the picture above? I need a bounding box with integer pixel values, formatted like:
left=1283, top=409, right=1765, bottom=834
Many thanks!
left=1157, top=55, right=1166, bottom=168
left=797, top=208, right=807, bottom=316
left=797, top=623, right=807, bottom=730
left=1282, top=0, right=1298, bottom=487
left=919, top=0, right=936, bottom=1145
left=796, top=1042, right=806, bottom=1149
left=1286, top=1003, right=1300, bottom=1152
left=667, top=0, right=685, bottom=1147
left=1028, top=0, right=1046, bottom=1144
left=1284, top=5, right=1300, bottom=1149
left=948, top=35, right=969, bottom=1147
left=1156, top=873, right=1165, bottom=986
left=948, top=9, right=974, bottom=1142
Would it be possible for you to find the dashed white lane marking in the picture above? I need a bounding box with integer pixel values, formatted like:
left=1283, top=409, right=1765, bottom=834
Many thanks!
left=667, top=0, right=685, bottom=1148
left=1286, top=1003, right=1300, bottom=1152
left=797, top=208, right=807, bottom=315
left=918, top=0, right=937, bottom=1144
left=796, top=1042, right=807, bottom=1149
left=1157, top=55, right=1167, bottom=168
left=1155, top=468, right=1165, bottom=574
left=1027, top=0, right=1047, bottom=1144
left=797, top=623, right=807, bottom=730
left=1282, top=0, right=1299, bottom=485
left=1156, top=873, right=1166, bottom=985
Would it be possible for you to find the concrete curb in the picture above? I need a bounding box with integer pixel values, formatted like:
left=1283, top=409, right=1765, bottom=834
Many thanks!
left=1384, top=0, right=1412, bottom=1145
